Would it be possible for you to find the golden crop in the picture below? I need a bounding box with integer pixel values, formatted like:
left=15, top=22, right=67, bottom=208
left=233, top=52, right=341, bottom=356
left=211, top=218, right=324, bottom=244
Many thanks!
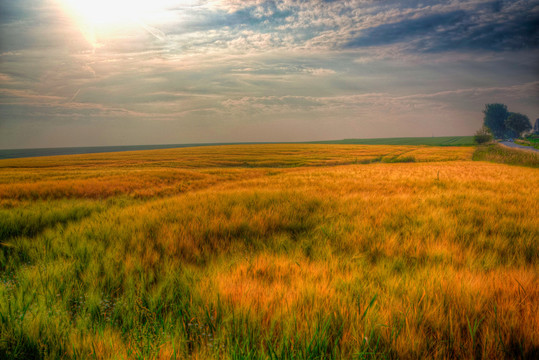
left=0, top=144, right=537, bottom=359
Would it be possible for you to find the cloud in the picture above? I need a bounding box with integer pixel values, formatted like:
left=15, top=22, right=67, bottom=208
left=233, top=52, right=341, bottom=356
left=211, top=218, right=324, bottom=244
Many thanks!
left=1, top=0, right=538, bottom=148
left=346, top=10, right=468, bottom=48
left=346, top=1, right=539, bottom=52
left=219, top=81, right=539, bottom=121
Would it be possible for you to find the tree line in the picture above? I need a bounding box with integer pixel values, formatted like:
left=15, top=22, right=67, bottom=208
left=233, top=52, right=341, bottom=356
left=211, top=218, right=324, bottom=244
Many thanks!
left=475, top=103, right=538, bottom=144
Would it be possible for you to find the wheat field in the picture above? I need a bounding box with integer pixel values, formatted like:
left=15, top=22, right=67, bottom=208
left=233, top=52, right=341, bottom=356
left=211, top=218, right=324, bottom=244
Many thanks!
left=0, top=144, right=537, bottom=359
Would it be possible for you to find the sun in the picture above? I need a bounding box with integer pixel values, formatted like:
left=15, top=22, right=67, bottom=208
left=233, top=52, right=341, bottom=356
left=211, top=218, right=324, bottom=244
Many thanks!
left=57, top=0, right=193, bottom=46
left=59, top=0, right=180, bottom=25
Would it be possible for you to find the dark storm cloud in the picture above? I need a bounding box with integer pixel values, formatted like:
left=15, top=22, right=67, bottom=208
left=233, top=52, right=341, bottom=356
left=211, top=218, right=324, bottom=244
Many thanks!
left=346, top=1, right=539, bottom=52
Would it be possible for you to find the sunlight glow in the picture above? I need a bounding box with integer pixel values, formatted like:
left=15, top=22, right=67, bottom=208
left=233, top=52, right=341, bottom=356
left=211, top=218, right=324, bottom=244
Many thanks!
left=58, top=0, right=197, bottom=46
left=60, top=0, right=179, bottom=25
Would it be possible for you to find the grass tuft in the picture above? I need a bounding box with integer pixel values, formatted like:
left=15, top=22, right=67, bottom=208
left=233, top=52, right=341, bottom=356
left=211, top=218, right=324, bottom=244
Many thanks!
left=473, top=143, right=539, bottom=167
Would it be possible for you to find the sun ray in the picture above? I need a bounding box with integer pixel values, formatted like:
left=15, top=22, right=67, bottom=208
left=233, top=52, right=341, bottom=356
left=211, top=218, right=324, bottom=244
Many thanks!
left=56, top=0, right=192, bottom=47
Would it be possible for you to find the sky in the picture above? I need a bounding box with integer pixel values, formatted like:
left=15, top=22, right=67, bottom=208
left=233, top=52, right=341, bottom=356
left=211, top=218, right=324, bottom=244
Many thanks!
left=0, top=0, right=538, bottom=149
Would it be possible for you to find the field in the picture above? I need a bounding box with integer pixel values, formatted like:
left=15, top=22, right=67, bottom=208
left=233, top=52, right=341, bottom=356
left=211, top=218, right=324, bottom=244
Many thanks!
left=311, top=136, right=475, bottom=146
left=0, top=144, right=538, bottom=359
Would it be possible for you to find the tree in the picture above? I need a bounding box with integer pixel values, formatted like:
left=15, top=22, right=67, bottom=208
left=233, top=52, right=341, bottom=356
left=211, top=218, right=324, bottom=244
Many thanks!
left=534, top=118, right=539, bottom=135
left=474, top=126, right=493, bottom=144
left=505, top=112, right=532, bottom=138
left=483, top=103, right=508, bottom=138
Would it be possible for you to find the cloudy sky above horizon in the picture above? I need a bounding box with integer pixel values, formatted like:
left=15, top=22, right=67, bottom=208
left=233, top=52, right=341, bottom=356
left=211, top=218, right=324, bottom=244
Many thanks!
left=1, top=0, right=538, bottom=149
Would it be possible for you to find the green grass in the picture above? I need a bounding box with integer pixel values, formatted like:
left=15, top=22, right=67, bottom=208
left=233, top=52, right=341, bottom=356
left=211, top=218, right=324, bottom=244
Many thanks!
left=517, top=135, right=539, bottom=150
left=531, top=136, right=539, bottom=149
left=310, top=136, right=475, bottom=146
left=473, top=143, right=539, bottom=168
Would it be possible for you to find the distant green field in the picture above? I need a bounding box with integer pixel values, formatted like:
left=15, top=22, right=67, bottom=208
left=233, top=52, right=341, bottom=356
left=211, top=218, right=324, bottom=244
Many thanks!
left=311, top=136, right=475, bottom=146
